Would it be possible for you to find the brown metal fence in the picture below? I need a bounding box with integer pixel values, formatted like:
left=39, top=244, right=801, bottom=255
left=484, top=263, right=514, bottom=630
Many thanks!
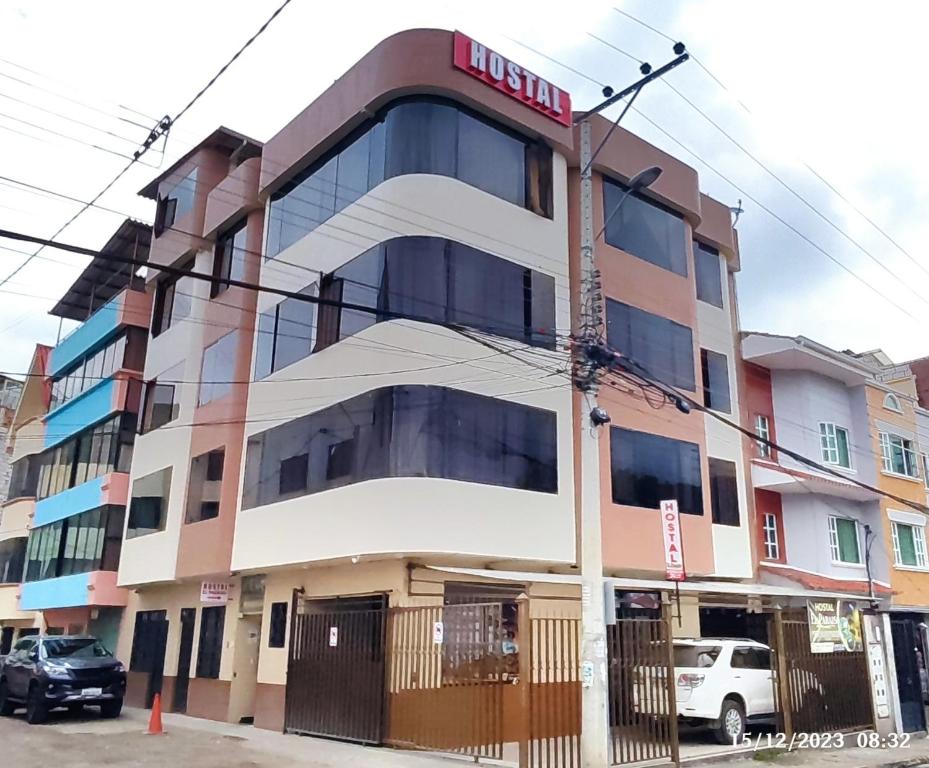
left=285, top=595, right=388, bottom=744
left=607, top=610, right=677, bottom=766
left=775, top=612, right=873, bottom=734
left=525, top=616, right=581, bottom=768
left=385, top=602, right=505, bottom=759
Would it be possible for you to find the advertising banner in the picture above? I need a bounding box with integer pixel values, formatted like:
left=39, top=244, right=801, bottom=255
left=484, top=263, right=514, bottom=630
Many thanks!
left=807, top=599, right=863, bottom=653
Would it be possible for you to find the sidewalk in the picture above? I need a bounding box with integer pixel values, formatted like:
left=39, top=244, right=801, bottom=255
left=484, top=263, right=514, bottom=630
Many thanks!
left=689, top=735, right=929, bottom=768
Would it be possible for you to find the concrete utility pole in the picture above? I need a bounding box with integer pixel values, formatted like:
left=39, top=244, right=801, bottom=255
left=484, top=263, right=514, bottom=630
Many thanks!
left=574, top=48, right=689, bottom=767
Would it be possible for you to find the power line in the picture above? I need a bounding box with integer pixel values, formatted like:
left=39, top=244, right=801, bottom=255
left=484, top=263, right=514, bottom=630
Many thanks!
left=610, top=7, right=929, bottom=282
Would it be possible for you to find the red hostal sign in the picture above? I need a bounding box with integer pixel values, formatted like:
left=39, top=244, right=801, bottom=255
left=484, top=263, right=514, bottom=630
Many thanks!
left=453, top=31, right=572, bottom=127
left=661, top=499, right=686, bottom=581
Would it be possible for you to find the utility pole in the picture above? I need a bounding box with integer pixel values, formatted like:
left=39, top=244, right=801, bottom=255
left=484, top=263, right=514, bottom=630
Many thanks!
left=575, top=47, right=689, bottom=767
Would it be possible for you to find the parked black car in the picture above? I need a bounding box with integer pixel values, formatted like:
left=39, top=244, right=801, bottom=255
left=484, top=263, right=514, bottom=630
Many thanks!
left=0, top=635, right=126, bottom=724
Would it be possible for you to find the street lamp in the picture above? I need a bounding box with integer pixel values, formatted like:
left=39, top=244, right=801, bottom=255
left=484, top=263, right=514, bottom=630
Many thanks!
left=595, top=165, right=663, bottom=242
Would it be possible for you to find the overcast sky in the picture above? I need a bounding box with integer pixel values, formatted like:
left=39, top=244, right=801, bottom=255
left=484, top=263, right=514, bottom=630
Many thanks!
left=1, top=0, right=927, bottom=375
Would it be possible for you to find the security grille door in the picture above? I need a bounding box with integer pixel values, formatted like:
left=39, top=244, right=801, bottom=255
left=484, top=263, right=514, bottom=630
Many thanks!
left=285, top=595, right=387, bottom=744
left=891, top=617, right=927, bottom=733
left=173, top=608, right=196, bottom=714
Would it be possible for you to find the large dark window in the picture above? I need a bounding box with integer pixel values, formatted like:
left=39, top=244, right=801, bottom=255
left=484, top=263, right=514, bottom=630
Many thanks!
left=198, top=331, right=238, bottom=406
left=266, top=98, right=553, bottom=259
left=185, top=448, right=224, bottom=524
left=141, top=362, right=184, bottom=433
left=23, top=506, right=124, bottom=582
left=49, top=329, right=146, bottom=411
left=269, top=602, right=288, bottom=648
left=37, top=414, right=136, bottom=500
left=211, top=219, right=249, bottom=297
left=0, top=537, right=26, bottom=583
left=243, top=385, right=558, bottom=509
left=694, top=241, right=723, bottom=308
left=610, top=427, right=703, bottom=515
left=606, top=300, right=695, bottom=390
left=126, top=467, right=172, bottom=538
left=255, top=237, right=556, bottom=378
left=8, top=454, right=40, bottom=500
left=154, top=169, right=197, bottom=237
left=701, top=349, right=731, bottom=413
left=152, top=258, right=195, bottom=337
left=709, top=458, right=740, bottom=526
left=196, top=606, right=225, bottom=679
left=602, top=178, right=687, bottom=276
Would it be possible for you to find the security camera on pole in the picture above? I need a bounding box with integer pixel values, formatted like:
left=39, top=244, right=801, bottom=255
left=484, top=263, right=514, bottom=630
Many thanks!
left=573, top=45, right=689, bottom=766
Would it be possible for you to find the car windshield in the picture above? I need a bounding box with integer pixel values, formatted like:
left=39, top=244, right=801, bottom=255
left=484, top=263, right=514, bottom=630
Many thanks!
left=42, top=639, right=111, bottom=659
left=674, top=644, right=722, bottom=668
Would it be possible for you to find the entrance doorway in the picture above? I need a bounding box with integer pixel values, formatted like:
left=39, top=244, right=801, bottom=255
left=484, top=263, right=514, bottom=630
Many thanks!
left=129, top=610, right=169, bottom=708
left=285, top=594, right=387, bottom=743
left=890, top=615, right=928, bottom=733
left=172, top=608, right=196, bottom=714
left=229, top=615, right=262, bottom=723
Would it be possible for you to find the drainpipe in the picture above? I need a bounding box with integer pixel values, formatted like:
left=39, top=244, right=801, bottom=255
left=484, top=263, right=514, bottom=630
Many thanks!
left=864, top=524, right=876, bottom=603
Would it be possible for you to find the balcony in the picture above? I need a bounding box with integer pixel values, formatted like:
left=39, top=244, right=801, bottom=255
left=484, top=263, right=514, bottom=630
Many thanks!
left=34, top=473, right=129, bottom=527
left=19, top=571, right=127, bottom=611
left=49, top=288, right=150, bottom=378
left=751, top=459, right=880, bottom=502
left=44, top=377, right=120, bottom=449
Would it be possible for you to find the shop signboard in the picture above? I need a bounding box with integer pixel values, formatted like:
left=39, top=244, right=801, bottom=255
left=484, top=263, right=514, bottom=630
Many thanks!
left=807, top=599, right=863, bottom=653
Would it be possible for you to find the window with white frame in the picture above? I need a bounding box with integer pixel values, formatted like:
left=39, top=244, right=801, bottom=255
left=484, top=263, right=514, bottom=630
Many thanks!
left=883, top=393, right=903, bottom=413
left=892, top=522, right=927, bottom=568
left=879, top=432, right=920, bottom=478
left=828, top=516, right=861, bottom=564
left=763, top=512, right=779, bottom=560
left=923, top=454, right=929, bottom=490
left=819, top=422, right=851, bottom=468
left=755, top=415, right=771, bottom=458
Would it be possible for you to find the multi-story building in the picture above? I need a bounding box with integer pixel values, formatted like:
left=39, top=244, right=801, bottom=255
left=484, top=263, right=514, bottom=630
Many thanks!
left=109, top=29, right=759, bottom=741
left=0, top=374, right=24, bottom=506
left=0, top=349, right=44, bottom=653
left=115, top=126, right=264, bottom=719
left=17, top=220, right=151, bottom=650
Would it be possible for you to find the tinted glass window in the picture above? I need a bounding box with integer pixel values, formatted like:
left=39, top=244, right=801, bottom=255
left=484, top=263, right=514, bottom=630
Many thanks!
left=603, top=179, right=687, bottom=275
left=8, top=454, right=40, bottom=499
left=674, top=645, right=722, bottom=668
left=242, top=385, right=557, bottom=509
left=606, top=300, right=695, bottom=390
left=142, top=362, right=183, bottom=433
left=269, top=602, right=288, bottom=648
left=198, top=331, right=238, bottom=406
left=0, top=537, right=26, bottom=584
left=610, top=427, right=703, bottom=515
left=266, top=98, right=551, bottom=260
left=127, top=468, right=172, bottom=538
left=701, top=349, right=731, bottom=413
left=731, top=647, right=770, bottom=670
left=709, top=458, right=739, bottom=526
left=23, top=506, right=123, bottom=581
left=694, top=241, right=723, bottom=307
left=211, top=219, right=249, bottom=297
left=186, top=449, right=224, bottom=524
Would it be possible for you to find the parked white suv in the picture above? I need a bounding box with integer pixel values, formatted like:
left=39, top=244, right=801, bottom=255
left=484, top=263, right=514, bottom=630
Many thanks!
left=673, top=638, right=776, bottom=744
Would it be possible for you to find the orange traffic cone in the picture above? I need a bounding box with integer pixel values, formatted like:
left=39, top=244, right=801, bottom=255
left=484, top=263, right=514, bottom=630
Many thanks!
left=146, top=693, right=164, bottom=735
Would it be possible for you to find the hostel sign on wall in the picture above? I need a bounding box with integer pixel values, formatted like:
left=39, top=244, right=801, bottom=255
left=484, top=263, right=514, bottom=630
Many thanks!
left=453, top=31, right=572, bottom=126
left=661, top=500, right=685, bottom=581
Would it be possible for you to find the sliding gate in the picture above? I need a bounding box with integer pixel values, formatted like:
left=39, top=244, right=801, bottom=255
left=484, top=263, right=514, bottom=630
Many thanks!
left=285, top=595, right=388, bottom=743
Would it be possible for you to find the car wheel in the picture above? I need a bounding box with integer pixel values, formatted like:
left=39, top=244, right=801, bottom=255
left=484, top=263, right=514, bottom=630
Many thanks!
left=25, top=685, right=47, bottom=725
left=100, top=698, right=123, bottom=719
left=0, top=680, right=15, bottom=716
left=714, top=698, right=745, bottom=745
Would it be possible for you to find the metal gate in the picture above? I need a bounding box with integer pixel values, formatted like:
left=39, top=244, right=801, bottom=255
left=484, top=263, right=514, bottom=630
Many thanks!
left=775, top=611, right=873, bottom=734
left=284, top=594, right=387, bottom=744
left=525, top=615, right=581, bottom=768
left=890, top=617, right=926, bottom=733
left=606, top=609, right=677, bottom=766
left=385, top=602, right=505, bottom=759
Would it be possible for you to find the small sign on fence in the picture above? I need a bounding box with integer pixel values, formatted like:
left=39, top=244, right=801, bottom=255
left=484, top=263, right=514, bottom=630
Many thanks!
left=329, top=626, right=338, bottom=647
left=433, top=621, right=444, bottom=644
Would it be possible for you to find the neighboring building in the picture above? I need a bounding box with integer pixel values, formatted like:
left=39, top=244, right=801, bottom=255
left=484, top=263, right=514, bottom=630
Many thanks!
left=18, top=220, right=151, bottom=651
left=0, top=350, right=44, bottom=653
left=741, top=333, right=892, bottom=598
left=0, top=374, right=25, bottom=505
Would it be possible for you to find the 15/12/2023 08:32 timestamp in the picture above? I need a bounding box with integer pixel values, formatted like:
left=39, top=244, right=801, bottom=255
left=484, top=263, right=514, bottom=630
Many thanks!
left=735, top=732, right=912, bottom=749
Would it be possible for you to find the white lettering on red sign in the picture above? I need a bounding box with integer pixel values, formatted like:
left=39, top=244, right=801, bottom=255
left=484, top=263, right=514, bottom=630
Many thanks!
left=453, top=31, right=571, bottom=127
left=660, top=499, right=686, bottom=582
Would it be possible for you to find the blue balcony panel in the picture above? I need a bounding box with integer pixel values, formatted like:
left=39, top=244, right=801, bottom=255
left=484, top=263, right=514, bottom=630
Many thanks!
left=20, top=572, right=91, bottom=610
left=49, top=296, right=122, bottom=378
left=34, top=475, right=108, bottom=527
left=44, top=377, right=118, bottom=449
